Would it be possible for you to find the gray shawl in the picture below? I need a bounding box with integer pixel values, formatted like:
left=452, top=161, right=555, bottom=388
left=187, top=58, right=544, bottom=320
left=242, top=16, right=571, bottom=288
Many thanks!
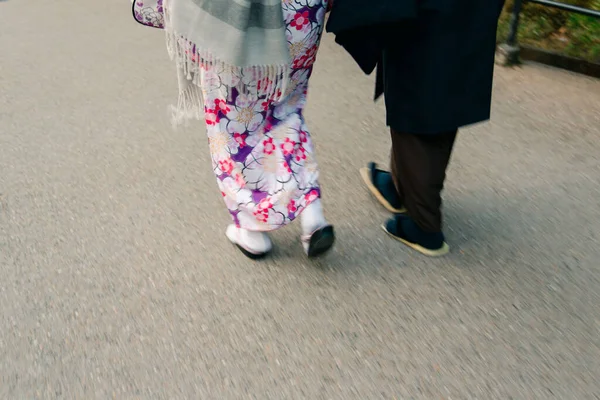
left=164, top=0, right=290, bottom=125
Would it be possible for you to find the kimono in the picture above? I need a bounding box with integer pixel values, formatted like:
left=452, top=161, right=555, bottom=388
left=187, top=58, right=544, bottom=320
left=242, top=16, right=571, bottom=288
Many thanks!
left=134, top=0, right=329, bottom=231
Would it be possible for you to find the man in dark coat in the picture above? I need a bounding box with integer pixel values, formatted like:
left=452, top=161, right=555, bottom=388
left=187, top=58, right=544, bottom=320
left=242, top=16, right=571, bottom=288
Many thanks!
left=327, top=0, right=505, bottom=256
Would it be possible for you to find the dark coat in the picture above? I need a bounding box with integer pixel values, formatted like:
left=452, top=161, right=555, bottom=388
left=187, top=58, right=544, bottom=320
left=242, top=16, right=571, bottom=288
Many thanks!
left=327, top=0, right=505, bottom=134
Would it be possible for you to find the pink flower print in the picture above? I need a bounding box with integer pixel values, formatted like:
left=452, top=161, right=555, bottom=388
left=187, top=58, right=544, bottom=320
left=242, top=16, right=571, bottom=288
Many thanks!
left=293, top=45, right=318, bottom=69
left=305, top=189, right=319, bottom=204
left=234, top=173, right=246, bottom=188
left=254, top=198, right=273, bottom=223
left=257, top=77, right=272, bottom=92
left=290, top=11, right=310, bottom=31
left=281, top=138, right=296, bottom=156
left=287, top=199, right=297, bottom=214
left=261, top=100, right=272, bottom=111
left=299, top=130, right=308, bottom=143
left=257, top=197, right=273, bottom=212
left=306, top=45, right=318, bottom=61
left=205, top=109, right=219, bottom=126
left=293, top=55, right=309, bottom=69
left=294, top=146, right=307, bottom=162
left=283, top=161, right=292, bottom=174
left=214, top=99, right=230, bottom=115
left=254, top=210, right=269, bottom=223
left=218, top=158, right=235, bottom=175
left=264, top=120, right=274, bottom=132
left=263, top=138, right=276, bottom=155
left=233, top=133, right=248, bottom=147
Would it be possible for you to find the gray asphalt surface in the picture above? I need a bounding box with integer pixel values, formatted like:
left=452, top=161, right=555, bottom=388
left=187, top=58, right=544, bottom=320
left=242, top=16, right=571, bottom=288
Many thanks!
left=2, top=0, right=600, bottom=398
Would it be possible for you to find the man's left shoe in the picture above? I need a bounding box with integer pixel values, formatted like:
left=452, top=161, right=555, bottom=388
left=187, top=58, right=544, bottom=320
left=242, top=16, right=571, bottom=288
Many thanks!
left=360, top=162, right=406, bottom=214
left=382, top=215, right=449, bottom=257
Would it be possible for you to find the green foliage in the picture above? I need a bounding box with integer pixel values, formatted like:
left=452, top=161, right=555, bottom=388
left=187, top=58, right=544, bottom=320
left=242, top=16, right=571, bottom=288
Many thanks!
left=498, top=0, right=600, bottom=63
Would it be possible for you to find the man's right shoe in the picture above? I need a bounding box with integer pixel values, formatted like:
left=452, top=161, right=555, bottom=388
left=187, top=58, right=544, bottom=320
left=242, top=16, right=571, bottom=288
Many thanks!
left=382, top=215, right=449, bottom=257
left=360, top=162, right=407, bottom=213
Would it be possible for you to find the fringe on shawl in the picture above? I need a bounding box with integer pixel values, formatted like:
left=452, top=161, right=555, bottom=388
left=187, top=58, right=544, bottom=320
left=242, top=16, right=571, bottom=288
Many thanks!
left=163, top=0, right=290, bottom=127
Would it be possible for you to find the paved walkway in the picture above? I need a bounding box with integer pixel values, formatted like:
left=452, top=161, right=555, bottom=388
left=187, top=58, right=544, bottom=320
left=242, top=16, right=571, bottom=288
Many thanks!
left=2, top=0, right=600, bottom=398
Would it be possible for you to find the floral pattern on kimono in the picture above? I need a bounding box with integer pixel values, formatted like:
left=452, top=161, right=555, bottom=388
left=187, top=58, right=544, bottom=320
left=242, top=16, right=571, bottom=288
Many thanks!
left=198, top=0, right=328, bottom=231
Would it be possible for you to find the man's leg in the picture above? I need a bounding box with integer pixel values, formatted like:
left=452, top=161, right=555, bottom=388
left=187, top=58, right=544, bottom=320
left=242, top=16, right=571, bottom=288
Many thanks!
left=390, top=129, right=457, bottom=231
left=384, top=129, right=457, bottom=256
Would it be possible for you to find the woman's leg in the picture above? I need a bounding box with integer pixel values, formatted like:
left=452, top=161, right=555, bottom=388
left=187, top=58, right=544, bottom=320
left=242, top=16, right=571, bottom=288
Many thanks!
left=198, top=80, right=272, bottom=255
left=198, top=0, right=332, bottom=255
left=279, top=0, right=329, bottom=237
left=278, top=0, right=334, bottom=255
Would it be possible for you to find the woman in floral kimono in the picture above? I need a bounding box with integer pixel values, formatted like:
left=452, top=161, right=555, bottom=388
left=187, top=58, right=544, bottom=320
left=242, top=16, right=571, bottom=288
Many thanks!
left=135, top=0, right=334, bottom=258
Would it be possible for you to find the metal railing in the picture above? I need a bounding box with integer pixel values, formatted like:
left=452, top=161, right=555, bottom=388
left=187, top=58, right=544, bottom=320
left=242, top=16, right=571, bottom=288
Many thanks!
left=504, top=0, right=600, bottom=65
